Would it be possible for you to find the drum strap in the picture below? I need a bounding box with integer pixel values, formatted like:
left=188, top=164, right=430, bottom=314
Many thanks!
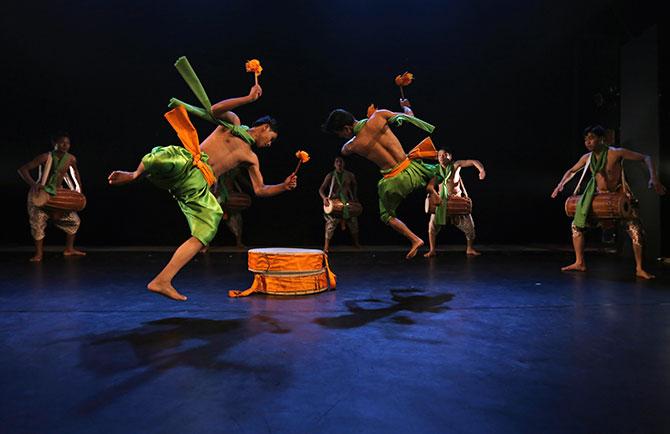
left=40, top=153, right=53, bottom=187
left=572, top=153, right=592, bottom=195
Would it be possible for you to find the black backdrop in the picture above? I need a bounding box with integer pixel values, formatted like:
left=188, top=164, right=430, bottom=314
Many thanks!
left=0, top=0, right=661, bottom=247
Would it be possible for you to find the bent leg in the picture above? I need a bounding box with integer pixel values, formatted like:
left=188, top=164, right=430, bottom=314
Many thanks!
left=148, top=236, right=203, bottom=301
left=387, top=217, right=424, bottom=259
left=625, top=219, right=654, bottom=279
left=424, top=214, right=440, bottom=257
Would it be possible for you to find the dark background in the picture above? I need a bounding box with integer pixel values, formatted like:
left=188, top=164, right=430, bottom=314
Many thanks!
left=0, top=0, right=664, bottom=249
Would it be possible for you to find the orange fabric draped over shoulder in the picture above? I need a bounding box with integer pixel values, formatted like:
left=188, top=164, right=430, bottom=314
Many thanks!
left=164, top=105, right=216, bottom=186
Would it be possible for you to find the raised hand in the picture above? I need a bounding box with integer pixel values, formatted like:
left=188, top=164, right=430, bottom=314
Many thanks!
left=248, top=84, right=262, bottom=101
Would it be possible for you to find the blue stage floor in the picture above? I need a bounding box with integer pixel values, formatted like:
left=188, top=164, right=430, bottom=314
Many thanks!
left=1, top=250, right=668, bottom=433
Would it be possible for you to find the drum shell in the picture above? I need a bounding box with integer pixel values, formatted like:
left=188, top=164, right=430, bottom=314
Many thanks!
left=323, top=199, right=362, bottom=218
left=31, top=188, right=86, bottom=212
left=223, top=192, right=252, bottom=212
left=564, top=193, right=633, bottom=220
left=247, top=248, right=334, bottom=296
left=425, top=194, right=472, bottom=215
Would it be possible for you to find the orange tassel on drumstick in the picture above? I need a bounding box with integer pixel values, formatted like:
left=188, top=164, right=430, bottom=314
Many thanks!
left=245, top=59, right=263, bottom=86
left=394, top=71, right=414, bottom=99
left=293, top=150, right=310, bottom=174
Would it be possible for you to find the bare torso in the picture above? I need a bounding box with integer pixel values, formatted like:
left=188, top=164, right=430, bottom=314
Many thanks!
left=200, top=126, right=256, bottom=177
left=345, top=114, right=408, bottom=170
left=324, top=170, right=356, bottom=200
left=591, top=148, right=625, bottom=192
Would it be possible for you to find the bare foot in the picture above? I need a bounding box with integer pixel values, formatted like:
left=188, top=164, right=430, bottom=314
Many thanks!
left=353, top=243, right=362, bottom=250
left=108, top=171, right=136, bottom=186
left=147, top=280, right=188, bottom=301
left=406, top=239, right=424, bottom=259
left=423, top=250, right=437, bottom=258
left=466, top=249, right=481, bottom=256
left=200, top=246, right=209, bottom=254
left=561, top=262, right=586, bottom=272
left=636, top=269, right=656, bottom=280
left=235, top=243, right=247, bottom=251
left=29, top=254, right=43, bottom=262
left=63, top=249, right=86, bottom=257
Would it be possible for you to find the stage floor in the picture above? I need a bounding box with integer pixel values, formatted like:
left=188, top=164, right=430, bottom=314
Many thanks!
left=1, top=249, right=669, bottom=433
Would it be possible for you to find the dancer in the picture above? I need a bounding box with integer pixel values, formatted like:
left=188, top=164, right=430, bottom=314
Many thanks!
left=18, top=132, right=86, bottom=261
left=424, top=148, right=485, bottom=257
left=322, top=99, right=437, bottom=258
left=551, top=125, right=665, bottom=279
left=109, top=59, right=297, bottom=301
left=319, top=157, right=361, bottom=252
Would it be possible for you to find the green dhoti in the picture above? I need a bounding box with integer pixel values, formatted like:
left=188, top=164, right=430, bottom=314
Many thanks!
left=377, top=160, right=436, bottom=224
left=142, top=145, right=223, bottom=245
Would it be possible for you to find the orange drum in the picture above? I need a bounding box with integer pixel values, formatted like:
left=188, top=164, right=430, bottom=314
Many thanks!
left=424, top=194, right=472, bottom=215
left=323, top=199, right=363, bottom=218
left=223, top=192, right=252, bottom=213
left=228, top=248, right=336, bottom=297
left=31, top=188, right=86, bottom=212
left=564, top=193, right=633, bottom=220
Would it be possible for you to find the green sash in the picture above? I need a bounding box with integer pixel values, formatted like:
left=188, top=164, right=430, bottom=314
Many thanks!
left=434, top=163, right=453, bottom=226
left=353, top=113, right=435, bottom=136
left=333, top=171, right=351, bottom=219
left=44, top=151, right=72, bottom=195
left=167, top=57, right=256, bottom=146
left=573, top=148, right=608, bottom=228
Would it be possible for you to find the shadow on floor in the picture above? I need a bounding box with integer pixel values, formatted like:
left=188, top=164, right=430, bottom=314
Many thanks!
left=74, top=315, right=292, bottom=414
left=313, top=288, right=454, bottom=329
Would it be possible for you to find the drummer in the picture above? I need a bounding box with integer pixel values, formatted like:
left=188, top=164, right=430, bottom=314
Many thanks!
left=17, top=132, right=86, bottom=262
left=424, top=148, right=485, bottom=258
left=551, top=125, right=665, bottom=279
left=319, top=157, right=361, bottom=252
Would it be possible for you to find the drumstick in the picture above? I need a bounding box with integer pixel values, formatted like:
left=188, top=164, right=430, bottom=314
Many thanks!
left=293, top=150, right=310, bottom=174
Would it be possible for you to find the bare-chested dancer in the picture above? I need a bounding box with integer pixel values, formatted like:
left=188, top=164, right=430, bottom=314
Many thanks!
left=108, top=83, right=297, bottom=300
left=551, top=125, right=665, bottom=279
left=322, top=99, right=437, bottom=259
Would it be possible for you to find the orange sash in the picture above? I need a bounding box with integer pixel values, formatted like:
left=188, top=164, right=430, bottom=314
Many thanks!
left=383, top=137, right=437, bottom=179
left=164, top=105, right=216, bottom=186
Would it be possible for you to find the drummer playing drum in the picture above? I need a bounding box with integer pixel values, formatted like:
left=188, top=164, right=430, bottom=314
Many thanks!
left=319, top=157, right=361, bottom=252
left=17, top=132, right=86, bottom=262
left=424, top=148, right=486, bottom=258
left=551, top=125, right=666, bottom=279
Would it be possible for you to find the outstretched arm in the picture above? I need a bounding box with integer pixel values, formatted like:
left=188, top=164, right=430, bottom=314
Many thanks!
left=247, top=157, right=297, bottom=197
left=455, top=160, right=486, bottom=180
left=618, top=148, right=667, bottom=195
left=551, top=154, right=589, bottom=198
left=210, top=84, right=262, bottom=125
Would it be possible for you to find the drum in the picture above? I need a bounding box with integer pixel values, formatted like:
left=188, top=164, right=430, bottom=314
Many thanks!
left=424, top=194, right=472, bottom=215
left=323, top=199, right=363, bottom=218
left=228, top=248, right=337, bottom=297
left=564, top=192, right=633, bottom=220
left=31, top=188, right=86, bottom=212
left=223, top=192, right=252, bottom=212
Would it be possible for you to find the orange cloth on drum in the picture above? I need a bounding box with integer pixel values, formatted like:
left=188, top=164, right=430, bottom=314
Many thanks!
left=164, top=105, right=216, bottom=186
left=229, top=250, right=336, bottom=297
